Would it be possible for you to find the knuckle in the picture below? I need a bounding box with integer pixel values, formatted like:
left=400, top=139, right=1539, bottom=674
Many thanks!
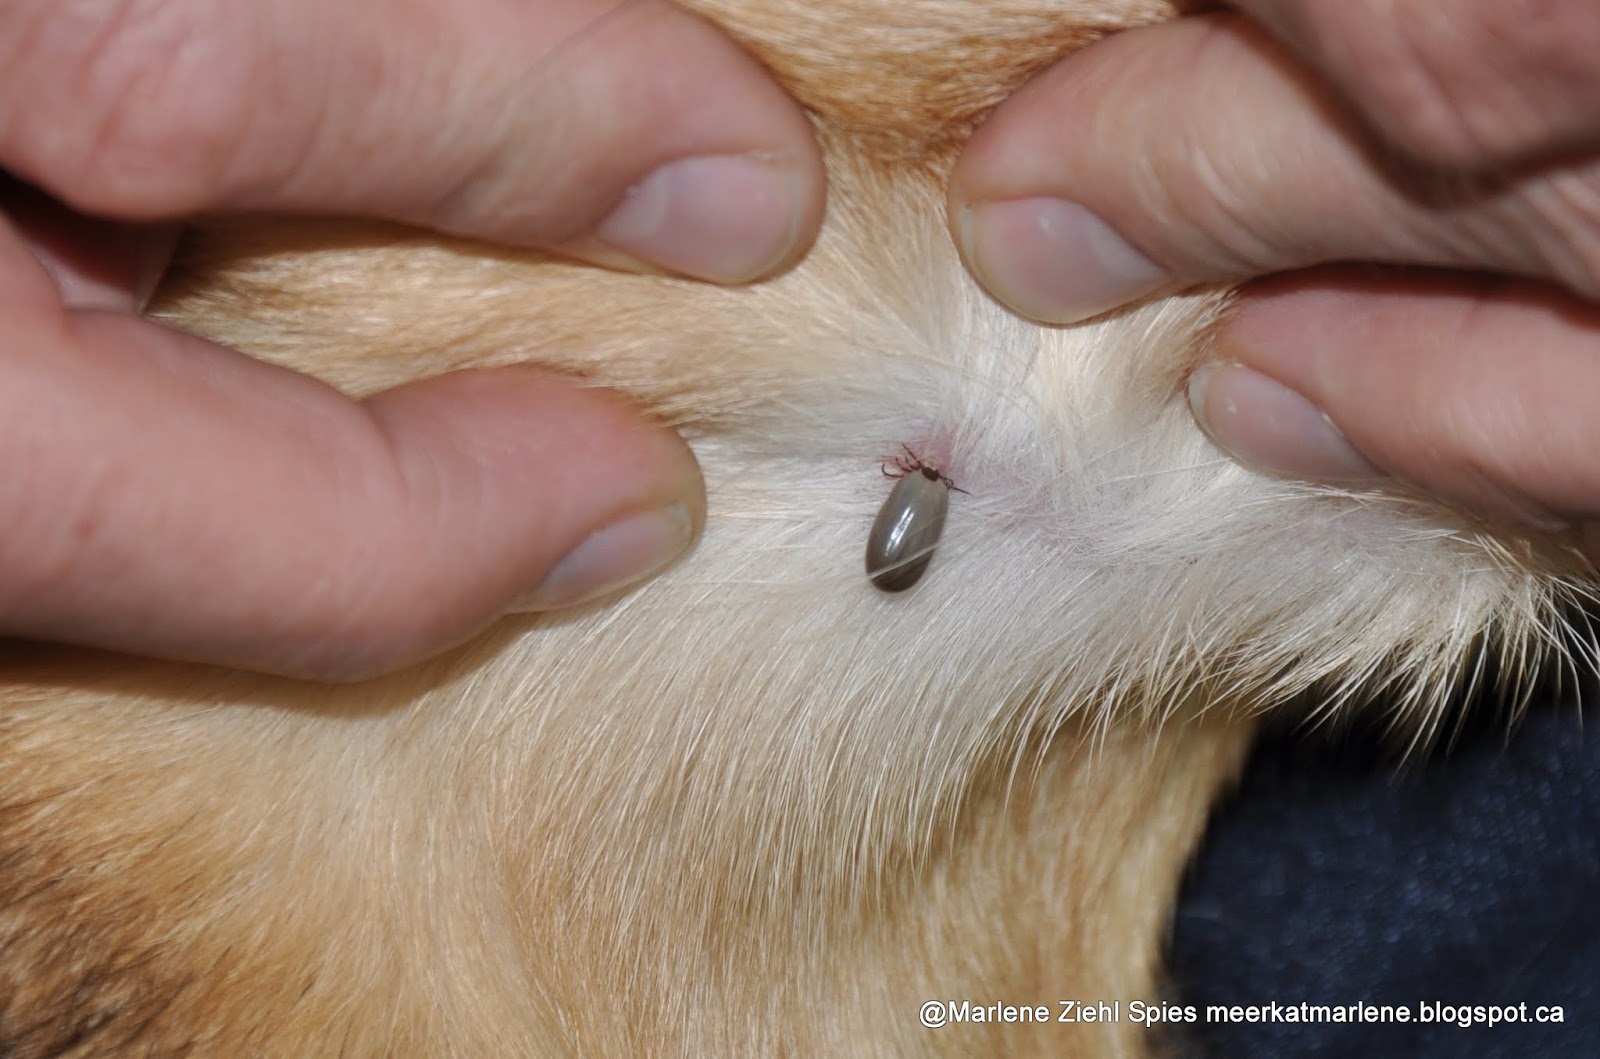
left=1337, top=0, right=1597, bottom=168
left=1156, top=123, right=1287, bottom=277
left=1525, top=169, right=1600, bottom=301
left=11, top=0, right=260, bottom=215
left=1347, top=16, right=1498, bottom=165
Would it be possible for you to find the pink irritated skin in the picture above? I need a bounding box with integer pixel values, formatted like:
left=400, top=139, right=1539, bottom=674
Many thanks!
left=882, top=441, right=966, bottom=492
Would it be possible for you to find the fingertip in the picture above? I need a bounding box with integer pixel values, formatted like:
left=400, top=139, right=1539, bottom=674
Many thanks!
left=506, top=501, right=697, bottom=613
left=0, top=315, right=705, bottom=680
left=565, top=148, right=824, bottom=284
left=950, top=12, right=1446, bottom=314
left=1208, top=271, right=1600, bottom=533
left=3, top=0, right=827, bottom=287
left=362, top=367, right=706, bottom=625
left=225, top=368, right=707, bottom=679
left=954, top=196, right=1169, bottom=323
left=947, top=21, right=1201, bottom=321
left=421, top=0, right=828, bottom=283
left=1186, top=357, right=1382, bottom=485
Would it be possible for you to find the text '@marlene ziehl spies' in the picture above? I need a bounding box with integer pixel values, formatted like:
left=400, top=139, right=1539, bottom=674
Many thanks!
left=917, top=999, right=1566, bottom=1030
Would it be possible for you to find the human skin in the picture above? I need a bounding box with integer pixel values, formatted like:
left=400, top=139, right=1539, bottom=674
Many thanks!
left=949, top=0, right=1600, bottom=550
left=14, top=0, right=1598, bottom=680
left=0, top=0, right=825, bottom=679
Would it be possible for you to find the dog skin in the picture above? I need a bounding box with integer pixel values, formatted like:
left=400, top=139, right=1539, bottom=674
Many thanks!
left=0, top=1, right=1591, bottom=1054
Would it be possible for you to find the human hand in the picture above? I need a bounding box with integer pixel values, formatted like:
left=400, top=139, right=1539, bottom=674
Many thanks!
left=0, top=0, right=824, bottom=679
left=950, top=1, right=1600, bottom=544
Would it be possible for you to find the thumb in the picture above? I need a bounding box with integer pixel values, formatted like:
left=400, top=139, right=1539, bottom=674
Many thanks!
left=2, top=281, right=701, bottom=679
left=1192, top=269, right=1600, bottom=541
left=3, top=0, right=825, bottom=284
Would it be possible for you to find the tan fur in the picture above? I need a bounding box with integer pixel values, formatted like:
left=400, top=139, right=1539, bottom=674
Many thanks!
left=1, top=1, right=1590, bottom=1055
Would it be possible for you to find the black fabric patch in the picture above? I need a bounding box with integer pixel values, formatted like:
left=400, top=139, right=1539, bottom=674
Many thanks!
left=1169, top=684, right=1600, bottom=1058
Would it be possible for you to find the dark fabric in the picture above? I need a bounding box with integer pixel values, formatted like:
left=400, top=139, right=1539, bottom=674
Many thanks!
left=1168, top=678, right=1600, bottom=1058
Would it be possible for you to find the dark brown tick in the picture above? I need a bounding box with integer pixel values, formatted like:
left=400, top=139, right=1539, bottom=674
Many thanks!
left=866, top=446, right=965, bottom=592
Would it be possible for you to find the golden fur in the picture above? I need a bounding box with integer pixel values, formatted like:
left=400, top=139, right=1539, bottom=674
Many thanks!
left=1, top=0, right=1590, bottom=1054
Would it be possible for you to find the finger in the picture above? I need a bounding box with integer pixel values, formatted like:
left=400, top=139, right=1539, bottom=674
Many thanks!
left=0, top=0, right=824, bottom=283
left=1233, top=0, right=1600, bottom=169
left=0, top=230, right=703, bottom=679
left=949, top=14, right=1600, bottom=324
left=1, top=171, right=175, bottom=311
left=1189, top=267, right=1600, bottom=535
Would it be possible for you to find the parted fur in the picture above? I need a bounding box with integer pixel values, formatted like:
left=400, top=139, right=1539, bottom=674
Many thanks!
left=0, top=1, right=1591, bottom=1055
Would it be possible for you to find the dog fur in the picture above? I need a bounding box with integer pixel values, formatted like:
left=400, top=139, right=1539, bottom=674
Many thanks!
left=0, top=1, right=1591, bottom=1054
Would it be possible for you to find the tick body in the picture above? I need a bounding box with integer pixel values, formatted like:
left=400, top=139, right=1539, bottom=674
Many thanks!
left=866, top=447, right=961, bottom=593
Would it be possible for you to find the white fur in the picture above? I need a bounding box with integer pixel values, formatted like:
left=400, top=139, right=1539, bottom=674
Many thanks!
left=4, top=2, right=1585, bottom=1052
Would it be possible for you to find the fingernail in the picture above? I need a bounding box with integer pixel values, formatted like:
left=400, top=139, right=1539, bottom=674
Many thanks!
left=594, top=154, right=803, bottom=284
left=509, top=503, right=694, bottom=612
left=959, top=198, right=1168, bottom=323
left=1188, top=360, right=1383, bottom=483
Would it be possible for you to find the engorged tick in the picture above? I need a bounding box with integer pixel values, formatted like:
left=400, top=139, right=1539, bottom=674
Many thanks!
left=865, top=445, right=965, bottom=593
